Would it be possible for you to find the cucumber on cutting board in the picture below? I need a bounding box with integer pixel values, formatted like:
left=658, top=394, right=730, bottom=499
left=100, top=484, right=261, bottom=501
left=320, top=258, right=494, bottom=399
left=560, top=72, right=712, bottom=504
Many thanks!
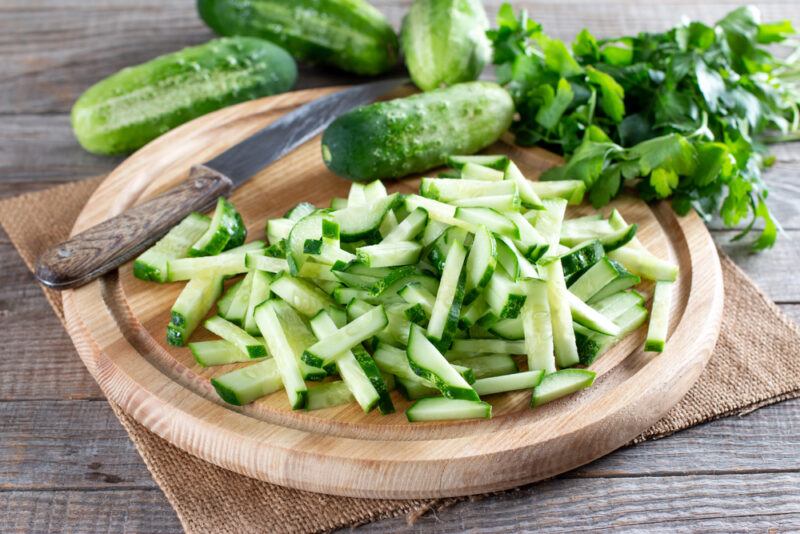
left=322, top=82, right=514, bottom=181
left=167, top=273, right=224, bottom=346
left=211, top=359, right=282, bottom=406
left=401, top=0, right=490, bottom=91
left=72, top=37, right=297, bottom=155
left=198, top=0, right=399, bottom=75
left=134, top=212, right=210, bottom=282
left=531, top=369, right=596, bottom=407
left=190, top=197, right=246, bottom=256
left=406, top=397, right=491, bottom=422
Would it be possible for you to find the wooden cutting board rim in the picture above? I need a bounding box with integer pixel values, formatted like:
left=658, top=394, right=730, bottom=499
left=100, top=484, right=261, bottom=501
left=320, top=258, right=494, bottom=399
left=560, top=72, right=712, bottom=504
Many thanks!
left=60, top=86, right=724, bottom=499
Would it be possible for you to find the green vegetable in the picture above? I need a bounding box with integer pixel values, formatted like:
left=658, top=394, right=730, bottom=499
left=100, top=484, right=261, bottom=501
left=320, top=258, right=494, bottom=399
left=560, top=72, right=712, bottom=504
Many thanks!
left=321, top=81, right=514, bottom=181
left=72, top=37, right=297, bottom=155
left=489, top=4, right=800, bottom=249
left=197, top=0, right=398, bottom=75
left=401, top=0, right=491, bottom=91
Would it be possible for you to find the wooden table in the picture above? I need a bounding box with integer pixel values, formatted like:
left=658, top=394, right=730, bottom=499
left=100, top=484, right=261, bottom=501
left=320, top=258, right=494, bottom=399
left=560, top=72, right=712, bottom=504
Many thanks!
left=2, top=1, right=798, bottom=531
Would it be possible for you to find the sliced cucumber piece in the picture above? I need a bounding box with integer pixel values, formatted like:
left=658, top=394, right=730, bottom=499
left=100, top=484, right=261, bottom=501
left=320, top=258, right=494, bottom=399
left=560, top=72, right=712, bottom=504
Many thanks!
left=398, top=282, right=436, bottom=316
left=223, top=270, right=254, bottom=326
left=270, top=273, right=337, bottom=318
left=407, top=324, right=478, bottom=401
left=243, top=270, right=271, bottom=335
left=332, top=193, right=401, bottom=242
left=305, top=381, right=354, bottom=411
left=645, top=280, right=673, bottom=352
left=566, top=291, right=622, bottom=336
left=560, top=222, right=638, bottom=252
left=460, top=162, right=505, bottom=181
left=447, top=154, right=509, bottom=171
left=190, top=340, right=263, bottom=367
left=134, top=212, right=210, bottom=282
left=296, top=261, right=340, bottom=282
left=569, top=258, right=640, bottom=304
left=382, top=207, right=428, bottom=243
left=521, top=278, right=556, bottom=373
left=504, top=161, right=544, bottom=209
left=531, top=369, right=596, bottom=407
left=254, top=301, right=308, bottom=409
left=304, top=239, right=356, bottom=265
left=302, top=305, right=388, bottom=368
left=486, top=269, right=527, bottom=319
left=167, top=253, right=250, bottom=281
left=333, top=287, right=374, bottom=306
left=405, top=195, right=474, bottom=231
left=455, top=207, right=519, bottom=239
left=421, top=178, right=516, bottom=201
left=211, top=359, right=282, bottom=406
left=449, top=339, right=525, bottom=357
left=487, top=316, right=524, bottom=340
left=506, top=212, right=549, bottom=262
left=356, top=241, right=422, bottom=268
left=245, top=252, right=289, bottom=273
left=266, top=218, right=294, bottom=245
left=352, top=346, right=395, bottom=414
left=167, top=272, right=223, bottom=346
left=531, top=180, right=586, bottom=205
left=543, top=259, right=580, bottom=368
left=190, top=197, right=246, bottom=256
left=427, top=226, right=469, bottom=274
left=473, top=370, right=544, bottom=396
left=347, top=182, right=368, bottom=206
left=458, top=292, right=488, bottom=329
left=271, top=300, right=327, bottom=380
left=592, top=290, right=644, bottom=317
left=496, top=235, right=538, bottom=280
left=406, top=397, right=491, bottom=422
left=450, top=354, right=517, bottom=379
left=287, top=210, right=330, bottom=275
left=204, top=315, right=266, bottom=358
left=609, top=246, right=679, bottom=282
left=217, top=279, right=243, bottom=319
left=559, top=240, right=605, bottom=281
left=396, top=376, right=439, bottom=400
left=420, top=219, right=449, bottom=247
left=427, top=240, right=467, bottom=349
left=373, top=342, right=433, bottom=385
left=531, top=198, right=567, bottom=252
left=284, top=202, right=317, bottom=221
left=450, top=194, right=520, bottom=212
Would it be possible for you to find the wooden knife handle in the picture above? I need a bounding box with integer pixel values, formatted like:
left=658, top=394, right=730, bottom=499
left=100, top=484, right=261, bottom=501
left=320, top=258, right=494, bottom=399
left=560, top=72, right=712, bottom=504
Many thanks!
left=35, top=165, right=234, bottom=290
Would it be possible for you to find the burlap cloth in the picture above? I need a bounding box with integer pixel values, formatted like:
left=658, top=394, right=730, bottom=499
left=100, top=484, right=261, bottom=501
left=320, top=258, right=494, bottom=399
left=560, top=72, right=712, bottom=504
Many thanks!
left=1, top=176, right=799, bottom=533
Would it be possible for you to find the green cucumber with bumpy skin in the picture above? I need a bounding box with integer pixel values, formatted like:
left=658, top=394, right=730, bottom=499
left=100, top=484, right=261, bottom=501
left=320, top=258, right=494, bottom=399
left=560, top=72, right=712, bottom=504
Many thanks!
left=401, top=0, right=490, bottom=91
left=198, top=0, right=398, bottom=76
left=322, top=82, right=514, bottom=181
left=72, top=37, right=297, bottom=155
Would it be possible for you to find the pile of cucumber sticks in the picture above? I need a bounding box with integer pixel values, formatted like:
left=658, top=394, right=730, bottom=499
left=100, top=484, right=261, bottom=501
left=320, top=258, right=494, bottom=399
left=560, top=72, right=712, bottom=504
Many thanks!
left=133, top=155, right=678, bottom=422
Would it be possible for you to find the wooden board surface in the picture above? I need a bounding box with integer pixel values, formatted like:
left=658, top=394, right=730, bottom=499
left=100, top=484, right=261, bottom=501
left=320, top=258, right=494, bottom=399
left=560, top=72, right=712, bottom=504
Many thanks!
left=57, top=86, right=724, bottom=498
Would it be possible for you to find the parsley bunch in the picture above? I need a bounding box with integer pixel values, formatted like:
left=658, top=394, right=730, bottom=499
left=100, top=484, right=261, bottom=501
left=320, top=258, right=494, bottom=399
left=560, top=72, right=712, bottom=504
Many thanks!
left=488, top=5, right=800, bottom=249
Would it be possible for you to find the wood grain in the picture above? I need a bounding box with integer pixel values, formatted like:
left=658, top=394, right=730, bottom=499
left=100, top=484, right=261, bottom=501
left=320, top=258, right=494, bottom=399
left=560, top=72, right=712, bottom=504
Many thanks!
left=57, top=88, right=723, bottom=498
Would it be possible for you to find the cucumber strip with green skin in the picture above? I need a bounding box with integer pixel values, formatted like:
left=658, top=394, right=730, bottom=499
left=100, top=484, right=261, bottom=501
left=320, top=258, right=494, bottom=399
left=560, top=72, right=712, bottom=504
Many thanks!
left=266, top=218, right=294, bottom=245
left=295, top=261, right=340, bottom=282
left=331, top=194, right=401, bottom=242
left=373, top=342, right=434, bottom=386
left=473, top=370, right=544, bottom=396
left=356, top=241, right=422, bottom=268
left=244, top=270, right=272, bottom=335
left=455, top=207, right=519, bottom=239
left=447, top=154, right=509, bottom=171
left=592, top=290, right=644, bottom=317
left=199, top=0, right=398, bottom=76
left=224, top=241, right=266, bottom=255
left=269, top=273, right=337, bottom=318
left=204, top=315, right=267, bottom=358
left=404, top=302, right=428, bottom=324
left=309, top=312, right=379, bottom=413
left=223, top=270, right=254, bottom=326
left=421, top=178, right=516, bottom=201
left=304, top=239, right=356, bottom=265
left=72, top=37, right=297, bottom=155
left=487, top=316, right=524, bottom=340
left=463, top=225, right=497, bottom=306
left=396, top=376, right=440, bottom=400
left=254, top=302, right=308, bottom=409
left=167, top=253, right=251, bottom=281
left=420, top=219, right=449, bottom=247
left=427, top=226, right=469, bottom=274
left=406, top=398, right=491, bottom=422
left=302, top=305, right=388, bottom=368
left=305, top=381, right=353, bottom=411
left=450, top=194, right=521, bottom=212
left=211, top=359, right=282, bottom=406
left=449, top=339, right=526, bottom=357
left=504, top=161, right=544, bottom=209
left=531, top=180, right=586, bottom=205
left=283, top=202, right=317, bottom=222
left=569, top=258, right=640, bottom=304
left=450, top=354, right=517, bottom=379
left=609, top=246, right=679, bottom=282
left=287, top=211, right=331, bottom=275
left=405, top=195, right=475, bottom=231
left=608, top=209, right=646, bottom=250
left=566, top=291, right=622, bottom=336
left=167, top=273, right=224, bottom=346
left=461, top=163, right=505, bottom=182
left=575, top=303, right=649, bottom=365
left=560, top=223, right=638, bottom=252
left=543, top=260, right=580, bottom=368
left=427, top=240, right=468, bottom=349
left=407, top=324, right=479, bottom=401
left=398, top=283, right=436, bottom=316
left=522, top=278, right=556, bottom=373
left=322, top=82, right=513, bottom=181
left=496, top=235, right=538, bottom=280
left=245, top=252, right=289, bottom=273
left=270, top=300, right=327, bottom=380
left=486, top=269, right=527, bottom=320
left=359, top=181, right=400, bottom=238
left=645, top=281, right=674, bottom=352
left=333, top=287, right=375, bottom=306
left=370, top=269, right=438, bottom=299
left=531, top=369, right=596, bottom=407
left=382, top=207, right=428, bottom=243
left=531, top=199, right=568, bottom=254
left=352, top=346, right=395, bottom=414
left=217, top=279, right=242, bottom=319
left=190, top=197, right=246, bottom=256
left=134, top=212, right=210, bottom=282
left=458, top=292, right=488, bottom=329
left=558, top=240, right=605, bottom=281
left=190, top=340, right=264, bottom=367
left=505, top=212, right=549, bottom=261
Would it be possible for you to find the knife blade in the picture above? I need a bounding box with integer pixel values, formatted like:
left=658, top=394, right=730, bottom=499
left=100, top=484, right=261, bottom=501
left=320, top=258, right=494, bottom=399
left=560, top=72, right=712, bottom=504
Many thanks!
left=35, top=78, right=407, bottom=290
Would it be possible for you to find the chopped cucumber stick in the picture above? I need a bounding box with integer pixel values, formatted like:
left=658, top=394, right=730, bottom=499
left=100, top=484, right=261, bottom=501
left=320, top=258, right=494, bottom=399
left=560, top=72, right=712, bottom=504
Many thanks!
left=223, top=270, right=253, bottom=326
left=332, top=193, right=400, bottom=242
left=521, top=279, right=556, bottom=373
left=245, top=253, right=289, bottom=273
left=134, top=212, right=209, bottom=282
left=396, top=376, right=440, bottom=400
left=356, top=241, right=422, bottom=268
left=406, top=398, right=491, bottom=422
left=189, top=340, right=264, bottom=367
left=373, top=342, right=434, bottom=385
left=531, top=180, right=586, bottom=205
left=461, top=162, right=505, bottom=181
left=254, top=302, right=308, bottom=409
left=421, top=178, right=516, bottom=201
left=473, top=370, right=544, bottom=396
left=427, top=240, right=467, bottom=348
left=568, top=257, right=639, bottom=302
left=306, top=381, right=354, bottom=411
left=455, top=207, right=518, bottom=238
left=543, top=260, right=580, bottom=368
left=204, top=315, right=266, bottom=358
left=398, top=283, right=436, bottom=316
left=464, top=225, right=497, bottom=304
left=407, top=324, right=479, bottom=401
left=302, top=305, right=388, bottom=368
left=567, top=291, right=622, bottom=337
left=190, top=197, right=246, bottom=256
left=167, top=253, right=250, bottom=281
left=216, top=279, right=242, bottom=319
left=382, top=207, right=428, bottom=243
left=167, top=273, right=223, bottom=346
left=211, top=359, right=282, bottom=406
left=450, top=354, right=517, bottom=379
left=504, top=161, right=544, bottom=209
left=270, top=273, right=336, bottom=317
left=531, top=369, right=596, bottom=407
left=645, top=281, right=674, bottom=352
left=449, top=338, right=525, bottom=357
left=243, top=270, right=272, bottom=335
left=609, top=246, right=678, bottom=282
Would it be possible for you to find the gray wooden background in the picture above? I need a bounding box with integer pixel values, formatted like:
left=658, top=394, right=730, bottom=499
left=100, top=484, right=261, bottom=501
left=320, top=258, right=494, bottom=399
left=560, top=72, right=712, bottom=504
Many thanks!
left=2, top=1, right=799, bottom=532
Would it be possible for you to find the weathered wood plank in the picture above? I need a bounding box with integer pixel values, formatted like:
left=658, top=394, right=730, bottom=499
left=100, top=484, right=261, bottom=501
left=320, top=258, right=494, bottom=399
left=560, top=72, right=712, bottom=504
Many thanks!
left=1, top=490, right=181, bottom=534
left=363, top=473, right=800, bottom=533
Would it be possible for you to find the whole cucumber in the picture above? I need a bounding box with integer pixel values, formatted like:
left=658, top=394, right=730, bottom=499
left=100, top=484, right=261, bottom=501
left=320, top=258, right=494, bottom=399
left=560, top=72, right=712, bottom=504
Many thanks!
left=198, top=0, right=399, bottom=76
left=401, top=0, right=491, bottom=91
left=321, top=81, right=514, bottom=181
left=72, top=37, right=297, bottom=155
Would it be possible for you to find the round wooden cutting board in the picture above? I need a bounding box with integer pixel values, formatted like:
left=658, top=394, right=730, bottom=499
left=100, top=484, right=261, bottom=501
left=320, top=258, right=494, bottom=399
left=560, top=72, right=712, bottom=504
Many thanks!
left=62, top=87, right=724, bottom=499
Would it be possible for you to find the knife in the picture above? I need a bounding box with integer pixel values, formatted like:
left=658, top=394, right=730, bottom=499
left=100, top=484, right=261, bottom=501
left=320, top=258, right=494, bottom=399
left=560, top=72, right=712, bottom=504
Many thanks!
left=35, top=78, right=406, bottom=290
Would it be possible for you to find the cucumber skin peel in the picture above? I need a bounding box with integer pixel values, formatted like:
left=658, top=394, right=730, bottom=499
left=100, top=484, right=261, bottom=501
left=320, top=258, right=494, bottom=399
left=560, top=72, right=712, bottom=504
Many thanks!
left=321, top=82, right=514, bottom=181
left=71, top=37, right=297, bottom=155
